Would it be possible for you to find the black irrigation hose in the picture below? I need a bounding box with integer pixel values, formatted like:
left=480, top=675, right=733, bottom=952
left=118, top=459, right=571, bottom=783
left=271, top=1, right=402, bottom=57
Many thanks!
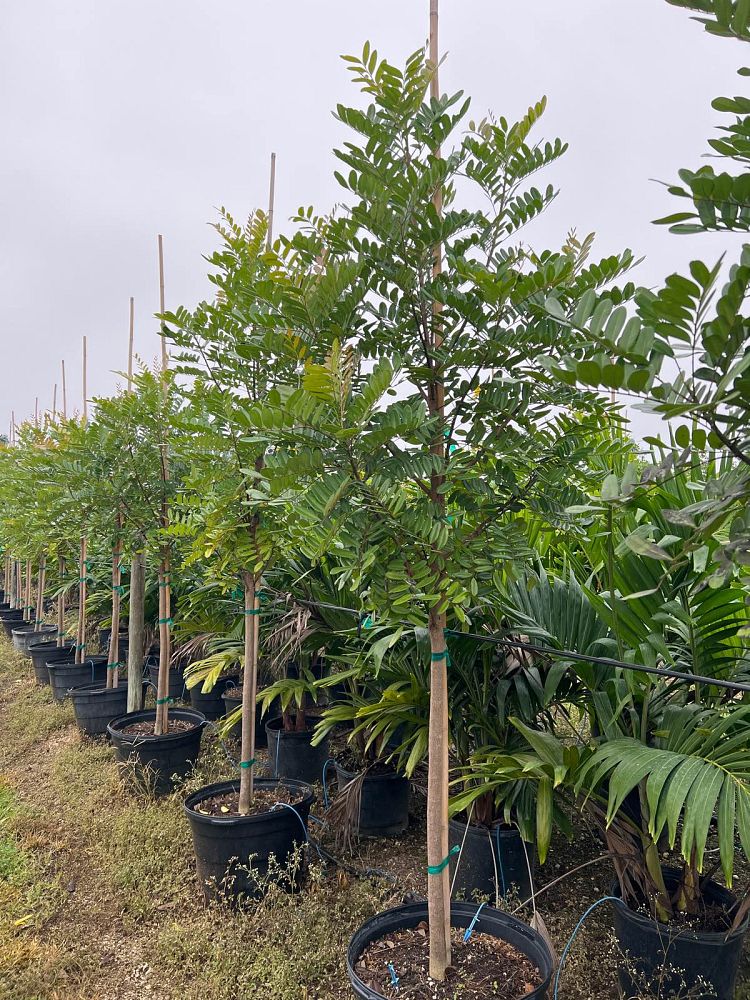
left=293, top=597, right=750, bottom=696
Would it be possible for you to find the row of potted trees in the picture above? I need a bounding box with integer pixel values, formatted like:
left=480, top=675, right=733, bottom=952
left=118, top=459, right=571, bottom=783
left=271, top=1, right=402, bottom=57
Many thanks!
left=2, top=0, right=750, bottom=995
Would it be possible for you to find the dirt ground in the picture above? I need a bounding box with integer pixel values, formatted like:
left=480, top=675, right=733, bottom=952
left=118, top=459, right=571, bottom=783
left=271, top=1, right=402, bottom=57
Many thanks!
left=1, top=638, right=749, bottom=1000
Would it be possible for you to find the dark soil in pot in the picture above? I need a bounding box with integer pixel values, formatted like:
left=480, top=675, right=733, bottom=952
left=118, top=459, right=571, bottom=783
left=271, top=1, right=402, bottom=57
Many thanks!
left=188, top=674, right=239, bottom=721
left=70, top=681, right=145, bottom=738
left=612, top=866, right=748, bottom=1000
left=266, top=716, right=329, bottom=785
left=449, top=817, right=533, bottom=905
left=348, top=901, right=552, bottom=1000
left=183, top=777, right=314, bottom=903
left=47, top=656, right=108, bottom=703
left=29, top=641, right=75, bottom=684
left=221, top=688, right=267, bottom=747
left=147, top=661, right=186, bottom=703
left=334, top=762, right=410, bottom=837
left=107, top=708, right=206, bottom=795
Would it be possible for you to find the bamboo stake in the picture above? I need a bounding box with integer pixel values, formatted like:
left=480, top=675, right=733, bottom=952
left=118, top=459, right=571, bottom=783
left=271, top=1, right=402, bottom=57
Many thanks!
left=24, top=559, right=32, bottom=623
left=238, top=572, right=259, bottom=812
left=127, top=547, right=146, bottom=713
left=82, top=336, right=88, bottom=424
left=52, top=384, right=57, bottom=421
left=57, top=554, right=66, bottom=648
left=425, top=0, right=452, bottom=982
left=107, top=511, right=124, bottom=689
left=128, top=297, right=135, bottom=390
left=62, top=360, right=67, bottom=419
left=34, top=398, right=39, bottom=428
left=35, top=555, right=46, bottom=631
left=77, top=342, right=88, bottom=665
left=266, top=152, right=276, bottom=249
left=155, top=235, right=172, bottom=736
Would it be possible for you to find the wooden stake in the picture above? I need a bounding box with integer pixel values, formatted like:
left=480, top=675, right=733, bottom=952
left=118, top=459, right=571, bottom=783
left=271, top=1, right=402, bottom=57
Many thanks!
left=35, top=555, right=46, bottom=631
left=238, top=572, right=259, bottom=812
left=128, top=296, right=135, bottom=390
left=82, top=336, right=88, bottom=425
left=52, top=384, right=57, bottom=421
left=107, top=511, right=124, bottom=689
left=62, top=360, right=68, bottom=419
left=24, top=559, right=32, bottom=623
left=76, top=538, right=87, bottom=664
left=127, top=548, right=146, bottom=713
left=34, top=398, right=39, bottom=428
left=426, top=0, right=452, bottom=982
left=57, top=554, right=66, bottom=648
left=158, top=235, right=168, bottom=376
left=266, top=152, right=277, bottom=250
left=10, top=412, right=15, bottom=446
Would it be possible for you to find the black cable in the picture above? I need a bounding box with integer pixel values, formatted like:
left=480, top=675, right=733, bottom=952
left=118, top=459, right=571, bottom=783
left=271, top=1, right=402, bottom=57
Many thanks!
left=293, top=597, right=750, bottom=696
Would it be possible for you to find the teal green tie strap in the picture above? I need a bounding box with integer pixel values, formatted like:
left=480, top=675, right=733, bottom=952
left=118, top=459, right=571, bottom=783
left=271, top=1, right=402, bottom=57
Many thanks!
left=361, top=614, right=373, bottom=629
left=431, top=649, right=451, bottom=666
left=239, top=759, right=255, bottom=769
left=106, top=662, right=121, bottom=670
left=75, top=643, right=86, bottom=650
left=156, top=696, right=174, bottom=705
left=112, top=584, right=126, bottom=594
left=243, top=608, right=260, bottom=616
left=158, top=617, right=173, bottom=626
left=78, top=577, right=88, bottom=583
left=158, top=581, right=171, bottom=588
left=427, top=845, right=460, bottom=875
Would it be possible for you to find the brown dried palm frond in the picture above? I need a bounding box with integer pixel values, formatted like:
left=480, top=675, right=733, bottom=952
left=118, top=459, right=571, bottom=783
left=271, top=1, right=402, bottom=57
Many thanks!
left=324, top=768, right=367, bottom=855
left=264, top=601, right=314, bottom=676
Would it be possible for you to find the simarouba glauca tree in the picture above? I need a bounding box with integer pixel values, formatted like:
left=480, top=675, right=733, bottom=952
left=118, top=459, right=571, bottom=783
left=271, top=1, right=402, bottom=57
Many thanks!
left=235, top=40, right=636, bottom=977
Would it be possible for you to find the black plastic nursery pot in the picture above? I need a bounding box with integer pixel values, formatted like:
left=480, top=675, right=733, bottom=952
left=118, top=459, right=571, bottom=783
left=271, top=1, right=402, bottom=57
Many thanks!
left=612, top=867, right=748, bottom=1000
left=47, top=656, right=108, bottom=703
left=70, top=681, right=146, bottom=738
left=448, top=817, right=533, bottom=904
left=0, top=609, right=26, bottom=636
left=107, top=708, right=206, bottom=794
left=11, top=624, right=58, bottom=655
left=347, top=901, right=553, bottom=1000
left=29, top=641, right=75, bottom=684
left=183, top=777, right=315, bottom=903
left=265, top=716, right=329, bottom=785
left=334, top=763, right=410, bottom=838
left=147, top=661, right=186, bottom=703
left=221, top=689, right=267, bottom=747
left=188, top=674, right=239, bottom=721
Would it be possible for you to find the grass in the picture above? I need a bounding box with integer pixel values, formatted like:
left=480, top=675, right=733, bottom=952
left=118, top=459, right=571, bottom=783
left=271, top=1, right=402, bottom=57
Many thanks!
left=1, top=634, right=750, bottom=999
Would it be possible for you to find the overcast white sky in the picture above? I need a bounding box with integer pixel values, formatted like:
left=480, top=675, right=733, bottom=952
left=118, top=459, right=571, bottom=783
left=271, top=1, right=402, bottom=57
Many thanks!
left=1, top=1, right=742, bottom=438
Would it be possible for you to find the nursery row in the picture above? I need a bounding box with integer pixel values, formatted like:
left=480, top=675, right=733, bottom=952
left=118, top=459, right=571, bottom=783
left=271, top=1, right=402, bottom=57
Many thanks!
left=2, top=0, right=750, bottom=996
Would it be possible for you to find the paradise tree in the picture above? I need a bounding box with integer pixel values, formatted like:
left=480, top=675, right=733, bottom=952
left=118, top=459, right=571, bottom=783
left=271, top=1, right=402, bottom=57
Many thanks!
left=237, top=40, right=635, bottom=978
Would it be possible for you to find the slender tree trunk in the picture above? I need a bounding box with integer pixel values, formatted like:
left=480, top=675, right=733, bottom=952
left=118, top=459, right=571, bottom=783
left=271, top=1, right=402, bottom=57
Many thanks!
left=108, top=515, right=123, bottom=689
left=75, top=539, right=87, bottom=664
left=35, top=554, right=46, bottom=631
left=238, top=571, right=259, bottom=813
left=154, top=552, right=172, bottom=736
left=57, top=554, right=66, bottom=648
left=127, top=549, right=146, bottom=713
left=427, top=610, right=451, bottom=979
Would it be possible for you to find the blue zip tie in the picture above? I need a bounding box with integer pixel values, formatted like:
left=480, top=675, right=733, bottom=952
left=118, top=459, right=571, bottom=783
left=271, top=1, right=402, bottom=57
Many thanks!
left=387, top=963, right=400, bottom=986
left=463, top=902, right=486, bottom=942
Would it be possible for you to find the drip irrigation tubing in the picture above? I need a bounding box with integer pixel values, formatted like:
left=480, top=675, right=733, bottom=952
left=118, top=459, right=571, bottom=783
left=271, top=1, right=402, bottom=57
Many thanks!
left=291, top=598, right=750, bottom=696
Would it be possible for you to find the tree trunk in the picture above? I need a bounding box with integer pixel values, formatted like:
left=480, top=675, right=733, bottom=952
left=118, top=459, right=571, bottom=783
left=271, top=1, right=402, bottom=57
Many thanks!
left=427, top=610, right=451, bottom=979
left=154, top=552, right=172, bottom=736
left=127, top=549, right=146, bottom=713
left=108, top=516, right=124, bottom=689
left=238, top=572, right=259, bottom=813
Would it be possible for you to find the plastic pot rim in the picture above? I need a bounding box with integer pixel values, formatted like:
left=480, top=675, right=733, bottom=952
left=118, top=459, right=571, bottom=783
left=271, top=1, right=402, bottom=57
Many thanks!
left=611, top=865, right=749, bottom=942
left=346, top=901, right=553, bottom=998
left=107, top=708, right=206, bottom=745
left=183, top=776, right=315, bottom=828
left=265, top=715, right=324, bottom=739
